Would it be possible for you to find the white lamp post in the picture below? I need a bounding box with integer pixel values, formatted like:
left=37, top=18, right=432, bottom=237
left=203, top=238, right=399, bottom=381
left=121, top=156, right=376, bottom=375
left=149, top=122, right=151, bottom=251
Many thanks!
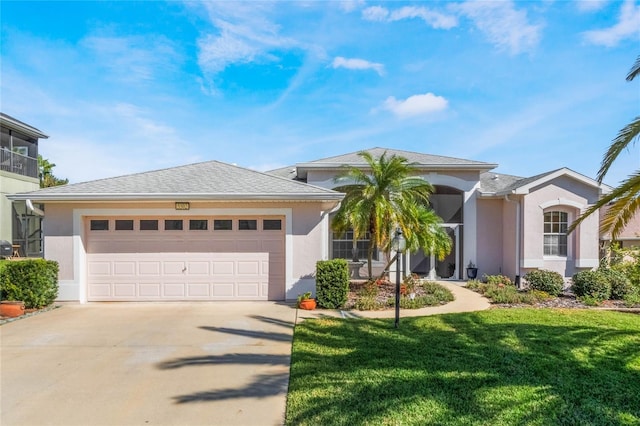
left=391, top=227, right=406, bottom=328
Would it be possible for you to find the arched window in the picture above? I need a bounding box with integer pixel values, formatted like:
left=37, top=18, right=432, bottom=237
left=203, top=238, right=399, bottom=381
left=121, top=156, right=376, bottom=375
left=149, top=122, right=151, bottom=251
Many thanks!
left=544, top=211, right=568, bottom=256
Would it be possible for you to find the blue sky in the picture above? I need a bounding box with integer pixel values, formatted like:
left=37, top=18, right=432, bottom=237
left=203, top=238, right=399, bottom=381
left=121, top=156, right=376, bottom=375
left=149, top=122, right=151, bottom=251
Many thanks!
left=1, top=1, right=638, bottom=186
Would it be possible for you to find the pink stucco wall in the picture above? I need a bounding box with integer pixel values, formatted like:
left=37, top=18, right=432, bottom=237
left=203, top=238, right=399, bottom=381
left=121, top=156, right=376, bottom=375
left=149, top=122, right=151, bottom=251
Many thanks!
left=501, top=197, right=519, bottom=280
left=521, top=177, right=600, bottom=277
left=476, top=198, right=504, bottom=277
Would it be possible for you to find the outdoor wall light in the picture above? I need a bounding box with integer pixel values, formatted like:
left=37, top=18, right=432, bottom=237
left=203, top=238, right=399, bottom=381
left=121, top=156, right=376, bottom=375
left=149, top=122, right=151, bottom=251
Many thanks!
left=391, top=227, right=406, bottom=328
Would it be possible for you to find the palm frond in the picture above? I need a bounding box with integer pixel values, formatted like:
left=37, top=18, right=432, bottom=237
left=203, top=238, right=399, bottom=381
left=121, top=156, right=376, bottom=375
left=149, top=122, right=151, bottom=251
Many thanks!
left=626, top=55, right=640, bottom=81
left=597, top=116, right=640, bottom=182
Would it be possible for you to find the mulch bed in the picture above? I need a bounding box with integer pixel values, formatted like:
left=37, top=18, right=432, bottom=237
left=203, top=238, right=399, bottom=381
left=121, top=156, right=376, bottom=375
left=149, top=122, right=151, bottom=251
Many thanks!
left=345, top=279, right=437, bottom=310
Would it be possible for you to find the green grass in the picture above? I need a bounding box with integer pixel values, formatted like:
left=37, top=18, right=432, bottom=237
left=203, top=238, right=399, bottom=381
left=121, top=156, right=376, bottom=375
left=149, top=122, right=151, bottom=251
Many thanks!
left=286, top=309, right=640, bottom=425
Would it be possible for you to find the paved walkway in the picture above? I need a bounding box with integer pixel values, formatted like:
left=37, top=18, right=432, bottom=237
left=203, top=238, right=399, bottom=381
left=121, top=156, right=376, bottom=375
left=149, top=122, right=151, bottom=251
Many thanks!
left=296, top=281, right=491, bottom=322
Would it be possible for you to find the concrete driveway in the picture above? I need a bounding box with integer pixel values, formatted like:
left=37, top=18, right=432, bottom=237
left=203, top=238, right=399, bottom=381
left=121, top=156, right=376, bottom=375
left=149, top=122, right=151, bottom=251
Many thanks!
left=1, top=302, right=296, bottom=426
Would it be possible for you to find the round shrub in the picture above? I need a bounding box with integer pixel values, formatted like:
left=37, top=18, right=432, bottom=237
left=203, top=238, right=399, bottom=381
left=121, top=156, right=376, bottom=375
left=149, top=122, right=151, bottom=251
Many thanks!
left=524, top=269, right=564, bottom=296
left=600, top=268, right=633, bottom=300
left=0, top=259, right=59, bottom=309
left=572, top=270, right=611, bottom=301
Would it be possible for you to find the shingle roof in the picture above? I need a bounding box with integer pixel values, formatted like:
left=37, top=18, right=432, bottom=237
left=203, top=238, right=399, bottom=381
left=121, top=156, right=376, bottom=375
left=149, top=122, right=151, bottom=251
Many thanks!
left=299, top=147, right=496, bottom=168
left=10, top=160, right=343, bottom=201
left=479, top=171, right=525, bottom=193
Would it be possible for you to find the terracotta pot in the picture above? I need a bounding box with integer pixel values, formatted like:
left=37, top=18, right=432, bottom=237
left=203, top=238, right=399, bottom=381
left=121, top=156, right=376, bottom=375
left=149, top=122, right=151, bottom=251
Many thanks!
left=1, top=301, right=25, bottom=318
left=298, top=299, right=317, bottom=310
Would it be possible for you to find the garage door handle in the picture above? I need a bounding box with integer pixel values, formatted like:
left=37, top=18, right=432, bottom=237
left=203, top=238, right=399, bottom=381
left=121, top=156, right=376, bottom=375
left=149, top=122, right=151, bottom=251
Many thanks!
left=182, top=267, right=187, bottom=273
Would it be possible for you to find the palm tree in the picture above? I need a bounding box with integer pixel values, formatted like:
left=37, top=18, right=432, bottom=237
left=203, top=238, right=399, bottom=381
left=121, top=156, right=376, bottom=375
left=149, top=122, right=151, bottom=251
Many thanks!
left=38, top=155, right=68, bottom=188
left=332, top=151, right=452, bottom=278
left=568, top=56, right=640, bottom=239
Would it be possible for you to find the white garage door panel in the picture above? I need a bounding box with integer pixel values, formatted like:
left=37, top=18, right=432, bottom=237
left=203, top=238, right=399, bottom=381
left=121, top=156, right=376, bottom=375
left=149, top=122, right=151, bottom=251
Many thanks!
left=87, top=252, right=272, bottom=301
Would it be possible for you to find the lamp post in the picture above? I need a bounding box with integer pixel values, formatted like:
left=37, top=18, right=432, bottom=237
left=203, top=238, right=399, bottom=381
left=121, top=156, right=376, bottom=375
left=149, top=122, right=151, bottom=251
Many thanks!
left=391, top=227, right=406, bottom=328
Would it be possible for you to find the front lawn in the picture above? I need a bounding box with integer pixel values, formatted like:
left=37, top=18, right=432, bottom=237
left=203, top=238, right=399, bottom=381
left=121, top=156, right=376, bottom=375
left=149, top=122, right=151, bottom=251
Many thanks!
left=286, top=309, right=640, bottom=425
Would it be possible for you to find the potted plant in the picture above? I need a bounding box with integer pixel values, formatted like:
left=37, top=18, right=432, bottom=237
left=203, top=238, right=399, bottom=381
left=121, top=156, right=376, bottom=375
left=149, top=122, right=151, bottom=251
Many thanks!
left=297, top=292, right=317, bottom=310
left=0, top=300, right=25, bottom=318
left=466, top=261, right=478, bottom=280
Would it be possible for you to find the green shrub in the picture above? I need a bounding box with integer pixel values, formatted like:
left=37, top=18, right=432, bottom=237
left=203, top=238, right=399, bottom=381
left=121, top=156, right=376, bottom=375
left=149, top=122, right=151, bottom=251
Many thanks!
left=529, top=290, right=554, bottom=301
left=354, top=295, right=382, bottom=311
left=572, top=270, right=611, bottom=301
left=0, top=259, right=59, bottom=309
left=524, top=269, right=564, bottom=296
left=422, top=281, right=454, bottom=303
left=600, top=268, right=634, bottom=300
left=623, top=289, right=640, bottom=307
left=466, top=279, right=485, bottom=292
left=484, top=274, right=513, bottom=286
left=316, top=259, right=349, bottom=309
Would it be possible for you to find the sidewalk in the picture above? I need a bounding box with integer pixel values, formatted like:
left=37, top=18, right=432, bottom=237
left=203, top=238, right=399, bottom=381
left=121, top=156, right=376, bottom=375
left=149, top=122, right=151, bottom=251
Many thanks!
left=296, top=281, right=491, bottom=322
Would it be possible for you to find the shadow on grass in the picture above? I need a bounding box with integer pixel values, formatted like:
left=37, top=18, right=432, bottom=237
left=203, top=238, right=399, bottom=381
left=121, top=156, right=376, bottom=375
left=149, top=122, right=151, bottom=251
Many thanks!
left=286, top=310, right=640, bottom=425
left=157, top=315, right=294, bottom=404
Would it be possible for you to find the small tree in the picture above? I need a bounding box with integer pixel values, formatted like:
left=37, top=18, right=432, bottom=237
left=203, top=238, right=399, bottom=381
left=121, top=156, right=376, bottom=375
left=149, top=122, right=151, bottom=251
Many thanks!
left=38, top=155, right=68, bottom=188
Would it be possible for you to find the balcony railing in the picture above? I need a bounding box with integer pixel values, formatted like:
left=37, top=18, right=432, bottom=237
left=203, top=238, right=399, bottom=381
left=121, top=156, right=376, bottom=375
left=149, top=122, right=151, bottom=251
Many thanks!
left=0, top=148, right=38, bottom=179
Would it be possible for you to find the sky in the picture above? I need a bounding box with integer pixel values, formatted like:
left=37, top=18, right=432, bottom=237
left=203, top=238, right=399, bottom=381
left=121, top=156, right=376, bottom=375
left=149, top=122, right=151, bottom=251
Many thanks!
left=1, top=1, right=639, bottom=187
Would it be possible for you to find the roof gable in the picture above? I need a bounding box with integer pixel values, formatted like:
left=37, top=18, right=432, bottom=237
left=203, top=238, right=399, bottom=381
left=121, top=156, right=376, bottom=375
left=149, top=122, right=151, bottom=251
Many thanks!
left=10, top=160, right=342, bottom=202
left=492, top=168, right=607, bottom=196
left=281, top=147, right=497, bottom=180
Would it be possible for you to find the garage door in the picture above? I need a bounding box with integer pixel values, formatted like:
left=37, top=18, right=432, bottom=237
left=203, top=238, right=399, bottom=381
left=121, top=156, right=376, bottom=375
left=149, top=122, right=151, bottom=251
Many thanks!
left=85, top=216, right=285, bottom=301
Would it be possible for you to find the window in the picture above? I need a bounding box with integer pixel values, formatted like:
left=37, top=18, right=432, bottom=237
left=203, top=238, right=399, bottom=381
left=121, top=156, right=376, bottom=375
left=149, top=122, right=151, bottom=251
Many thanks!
left=238, top=219, right=257, bottom=230
left=263, top=219, right=282, bottom=230
left=90, top=220, right=109, bottom=231
left=214, top=219, right=233, bottom=230
left=140, top=220, right=158, bottom=231
left=332, top=230, right=378, bottom=261
left=189, top=219, right=208, bottom=230
left=115, top=220, right=134, bottom=231
left=165, top=219, right=183, bottom=231
left=544, top=211, right=568, bottom=256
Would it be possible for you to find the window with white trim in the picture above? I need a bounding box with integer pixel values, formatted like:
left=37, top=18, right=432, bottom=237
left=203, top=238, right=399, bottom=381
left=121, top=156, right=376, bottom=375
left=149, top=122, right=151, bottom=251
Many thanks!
left=332, top=230, right=378, bottom=261
left=544, top=211, right=568, bottom=256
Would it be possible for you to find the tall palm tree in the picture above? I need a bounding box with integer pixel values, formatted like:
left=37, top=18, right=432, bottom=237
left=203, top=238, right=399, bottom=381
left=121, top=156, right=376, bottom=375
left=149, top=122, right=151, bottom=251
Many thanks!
left=332, top=151, right=452, bottom=278
left=568, top=56, right=640, bottom=238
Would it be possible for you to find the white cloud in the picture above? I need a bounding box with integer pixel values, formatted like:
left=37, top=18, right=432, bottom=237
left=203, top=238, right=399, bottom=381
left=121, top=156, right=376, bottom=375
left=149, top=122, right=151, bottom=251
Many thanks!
left=583, top=0, right=640, bottom=46
left=455, top=1, right=542, bottom=54
left=362, top=5, right=458, bottom=29
left=338, top=0, right=365, bottom=13
left=332, top=56, right=385, bottom=75
left=362, top=6, right=389, bottom=21
left=82, top=35, right=180, bottom=83
left=576, top=0, right=609, bottom=12
left=381, top=93, right=448, bottom=118
left=195, top=3, right=297, bottom=76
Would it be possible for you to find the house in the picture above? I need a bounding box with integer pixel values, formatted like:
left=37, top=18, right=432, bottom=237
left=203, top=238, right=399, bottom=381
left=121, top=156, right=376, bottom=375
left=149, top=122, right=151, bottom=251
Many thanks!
left=0, top=113, right=48, bottom=257
left=9, top=147, right=611, bottom=303
left=270, top=148, right=606, bottom=285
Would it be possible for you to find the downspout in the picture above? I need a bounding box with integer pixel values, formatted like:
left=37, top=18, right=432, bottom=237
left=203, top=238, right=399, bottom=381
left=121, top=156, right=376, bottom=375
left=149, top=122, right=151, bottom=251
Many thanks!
left=504, top=195, right=521, bottom=287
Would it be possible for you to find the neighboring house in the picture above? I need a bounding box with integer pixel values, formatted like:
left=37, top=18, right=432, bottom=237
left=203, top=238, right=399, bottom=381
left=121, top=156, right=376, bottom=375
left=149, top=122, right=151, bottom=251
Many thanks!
left=9, top=146, right=613, bottom=303
left=0, top=113, right=48, bottom=256
left=600, top=205, right=640, bottom=249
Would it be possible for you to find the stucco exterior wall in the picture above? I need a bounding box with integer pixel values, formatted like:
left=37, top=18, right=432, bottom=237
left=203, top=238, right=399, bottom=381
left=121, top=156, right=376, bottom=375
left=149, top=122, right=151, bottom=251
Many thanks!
left=521, top=177, right=600, bottom=278
left=40, top=200, right=333, bottom=302
left=501, top=196, right=519, bottom=280
left=0, top=172, right=39, bottom=242
left=476, top=198, right=504, bottom=278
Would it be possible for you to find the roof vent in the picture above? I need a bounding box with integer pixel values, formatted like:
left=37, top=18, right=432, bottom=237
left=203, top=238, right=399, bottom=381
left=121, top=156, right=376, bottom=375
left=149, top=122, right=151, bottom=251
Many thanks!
left=491, top=174, right=499, bottom=180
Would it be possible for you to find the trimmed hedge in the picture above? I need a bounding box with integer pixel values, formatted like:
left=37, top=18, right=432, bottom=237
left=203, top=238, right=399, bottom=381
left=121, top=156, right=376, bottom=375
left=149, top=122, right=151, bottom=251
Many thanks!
left=524, top=269, right=564, bottom=296
left=316, top=259, right=349, bottom=309
left=572, top=270, right=611, bottom=301
left=0, top=259, right=59, bottom=309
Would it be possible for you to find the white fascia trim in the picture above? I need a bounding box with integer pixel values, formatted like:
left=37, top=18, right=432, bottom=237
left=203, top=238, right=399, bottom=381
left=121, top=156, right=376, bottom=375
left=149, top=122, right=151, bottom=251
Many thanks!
left=71, top=207, right=294, bottom=304
left=539, top=198, right=585, bottom=210
left=10, top=193, right=343, bottom=202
